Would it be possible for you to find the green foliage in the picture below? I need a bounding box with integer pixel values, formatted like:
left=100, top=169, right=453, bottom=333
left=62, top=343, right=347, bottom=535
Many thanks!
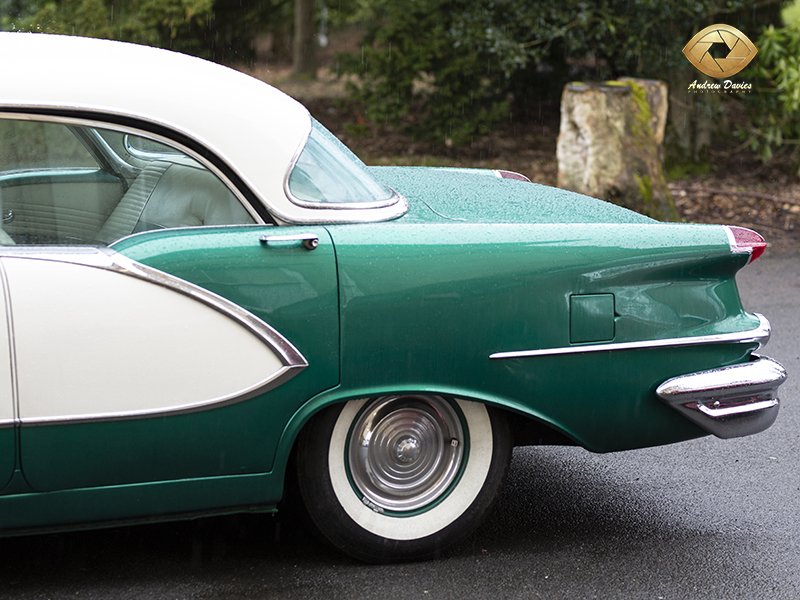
left=739, top=22, right=800, bottom=172
left=665, top=160, right=712, bottom=181
left=783, top=0, right=800, bottom=25
left=8, top=0, right=214, bottom=55
left=338, top=0, right=510, bottom=145
left=340, top=0, right=782, bottom=145
left=2, top=0, right=302, bottom=61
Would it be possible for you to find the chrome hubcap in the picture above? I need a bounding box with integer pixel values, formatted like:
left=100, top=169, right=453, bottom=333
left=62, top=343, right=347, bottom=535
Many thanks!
left=394, top=436, right=421, bottom=463
left=348, top=395, right=465, bottom=512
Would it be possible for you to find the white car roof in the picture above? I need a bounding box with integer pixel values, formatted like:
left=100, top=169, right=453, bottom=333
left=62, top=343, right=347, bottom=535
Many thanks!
left=0, top=33, right=405, bottom=224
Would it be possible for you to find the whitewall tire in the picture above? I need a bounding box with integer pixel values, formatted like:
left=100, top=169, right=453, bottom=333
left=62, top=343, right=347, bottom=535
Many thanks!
left=297, top=395, right=511, bottom=562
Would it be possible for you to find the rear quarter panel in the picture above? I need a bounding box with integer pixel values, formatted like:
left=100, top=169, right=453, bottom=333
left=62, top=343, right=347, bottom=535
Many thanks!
left=329, top=222, right=757, bottom=452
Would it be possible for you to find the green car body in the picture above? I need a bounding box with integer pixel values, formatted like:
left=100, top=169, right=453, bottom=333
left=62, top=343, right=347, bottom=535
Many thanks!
left=0, top=33, right=786, bottom=562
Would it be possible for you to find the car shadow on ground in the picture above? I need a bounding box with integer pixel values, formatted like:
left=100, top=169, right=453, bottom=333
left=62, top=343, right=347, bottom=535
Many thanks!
left=0, top=443, right=766, bottom=599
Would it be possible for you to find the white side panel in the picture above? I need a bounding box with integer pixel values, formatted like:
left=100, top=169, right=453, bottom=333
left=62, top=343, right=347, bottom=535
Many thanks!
left=0, top=263, right=12, bottom=424
left=4, top=257, right=287, bottom=422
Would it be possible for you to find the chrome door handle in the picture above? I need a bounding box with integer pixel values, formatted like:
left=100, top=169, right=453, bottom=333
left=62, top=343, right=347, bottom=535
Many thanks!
left=260, top=233, right=319, bottom=250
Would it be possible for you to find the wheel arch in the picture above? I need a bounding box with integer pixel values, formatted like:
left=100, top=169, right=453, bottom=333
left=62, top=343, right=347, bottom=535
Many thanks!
left=273, top=385, right=580, bottom=499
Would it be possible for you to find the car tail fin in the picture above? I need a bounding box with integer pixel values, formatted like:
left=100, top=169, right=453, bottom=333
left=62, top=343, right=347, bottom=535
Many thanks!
left=726, top=226, right=767, bottom=264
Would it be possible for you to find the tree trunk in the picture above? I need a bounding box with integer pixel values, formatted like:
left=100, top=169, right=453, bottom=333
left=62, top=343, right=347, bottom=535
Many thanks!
left=556, top=79, right=678, bottom=221
left=292, top=0, right=316, bottom=79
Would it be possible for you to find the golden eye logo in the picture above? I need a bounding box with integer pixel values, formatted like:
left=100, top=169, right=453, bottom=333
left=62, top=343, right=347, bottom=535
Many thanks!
left=683, top=24, right=758, bottom=79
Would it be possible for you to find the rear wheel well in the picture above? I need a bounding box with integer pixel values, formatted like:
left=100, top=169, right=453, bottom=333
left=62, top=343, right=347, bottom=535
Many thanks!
left=508, top=413, right=578, bottom=447
left=284, top=400, right=575, bottom=508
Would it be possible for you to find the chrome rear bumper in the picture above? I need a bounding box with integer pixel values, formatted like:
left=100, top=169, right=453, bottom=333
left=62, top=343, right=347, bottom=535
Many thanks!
left=656, top=356, right=787, bottom=439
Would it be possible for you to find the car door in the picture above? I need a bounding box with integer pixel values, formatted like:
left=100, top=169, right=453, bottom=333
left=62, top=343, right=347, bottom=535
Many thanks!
left=0, top=116, right=339, bottom=492
left=12, top=229, right=338, bottom=492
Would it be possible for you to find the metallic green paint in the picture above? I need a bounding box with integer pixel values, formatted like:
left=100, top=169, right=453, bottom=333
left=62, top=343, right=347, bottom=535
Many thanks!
left=0, top=472, right=278, bottom=534
left=0, top=428, right=13, bottom=491
left=0, top=183, right=769, bottom=531
left=0, top=32, right=780, bottom=546
left=327, top=220, right=757, bottom=452
left=3, top=469, right=34, bottom=495
left=371, top=167, right=655, bottom=225
left=570, top=294, right=615, bottom=343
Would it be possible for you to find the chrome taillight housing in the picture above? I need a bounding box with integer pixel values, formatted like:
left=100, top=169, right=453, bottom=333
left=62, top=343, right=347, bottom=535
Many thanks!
left=494, top=170, right=531, bottom=182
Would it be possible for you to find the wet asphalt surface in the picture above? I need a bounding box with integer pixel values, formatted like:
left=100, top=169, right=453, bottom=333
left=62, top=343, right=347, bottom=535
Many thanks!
left=0, top=253, right=798, bottom=599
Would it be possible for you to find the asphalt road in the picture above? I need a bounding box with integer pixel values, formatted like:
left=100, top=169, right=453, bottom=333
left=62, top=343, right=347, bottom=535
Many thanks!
left=0, top=253, right=798, bottom=600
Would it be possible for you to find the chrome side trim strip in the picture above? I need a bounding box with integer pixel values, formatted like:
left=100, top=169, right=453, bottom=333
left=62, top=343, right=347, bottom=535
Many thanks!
left=489, top=314, right=770, bottom=360
left=106, top=250, right=308, bottom=370
left=0, top=247, right=308, bottom=426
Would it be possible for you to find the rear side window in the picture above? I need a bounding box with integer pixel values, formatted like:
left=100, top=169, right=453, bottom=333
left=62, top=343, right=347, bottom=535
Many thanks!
left=287, top=119, right=394, bottom=206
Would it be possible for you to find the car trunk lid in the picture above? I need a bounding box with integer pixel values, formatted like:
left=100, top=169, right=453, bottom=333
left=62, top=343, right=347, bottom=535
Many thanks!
left=370, top=166, right=655, bottom=225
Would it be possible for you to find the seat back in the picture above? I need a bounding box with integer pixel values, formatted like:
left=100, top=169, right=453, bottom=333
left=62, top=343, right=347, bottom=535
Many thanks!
left=99, top=159, right=253, bottom=243
left=96, top=161, right=171, bottom=244
left=136, top=162, right=253, bottom=232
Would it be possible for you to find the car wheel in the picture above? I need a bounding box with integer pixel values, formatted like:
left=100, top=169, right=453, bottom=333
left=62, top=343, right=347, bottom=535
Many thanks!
left=296, top=395, right=511, bottom=562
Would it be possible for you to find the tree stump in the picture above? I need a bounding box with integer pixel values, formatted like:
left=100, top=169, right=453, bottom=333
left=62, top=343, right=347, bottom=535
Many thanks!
left=556, top=79, right=678, bottom=221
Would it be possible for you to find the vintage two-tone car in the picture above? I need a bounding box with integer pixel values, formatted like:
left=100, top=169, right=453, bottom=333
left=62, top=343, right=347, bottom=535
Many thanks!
left=0, top=33, right=786, bottom=562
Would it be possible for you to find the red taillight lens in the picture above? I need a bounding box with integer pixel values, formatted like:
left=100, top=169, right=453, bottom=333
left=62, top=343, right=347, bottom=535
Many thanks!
left=495, top=170, right=531, bottom=182
left=726, top=226, right=767, bottom=264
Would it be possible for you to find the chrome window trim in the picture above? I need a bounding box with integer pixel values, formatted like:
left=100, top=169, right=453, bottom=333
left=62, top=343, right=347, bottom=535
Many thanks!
left=79, top=127, right=141, bottom=181
left=0, top=111, right=267, bottom=226
left=287, top=185, right=406, bottom=211
left=1, top=108, right=410, bottom=225
left=489, top=314, right=770, bottom=360
left=123, top=133, right=183, bottom=161
left=0, top=247, right=307, bottom=426
left=270, top=192, right=409, bottom=225
left=69, top=125, right=134, bottom=187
